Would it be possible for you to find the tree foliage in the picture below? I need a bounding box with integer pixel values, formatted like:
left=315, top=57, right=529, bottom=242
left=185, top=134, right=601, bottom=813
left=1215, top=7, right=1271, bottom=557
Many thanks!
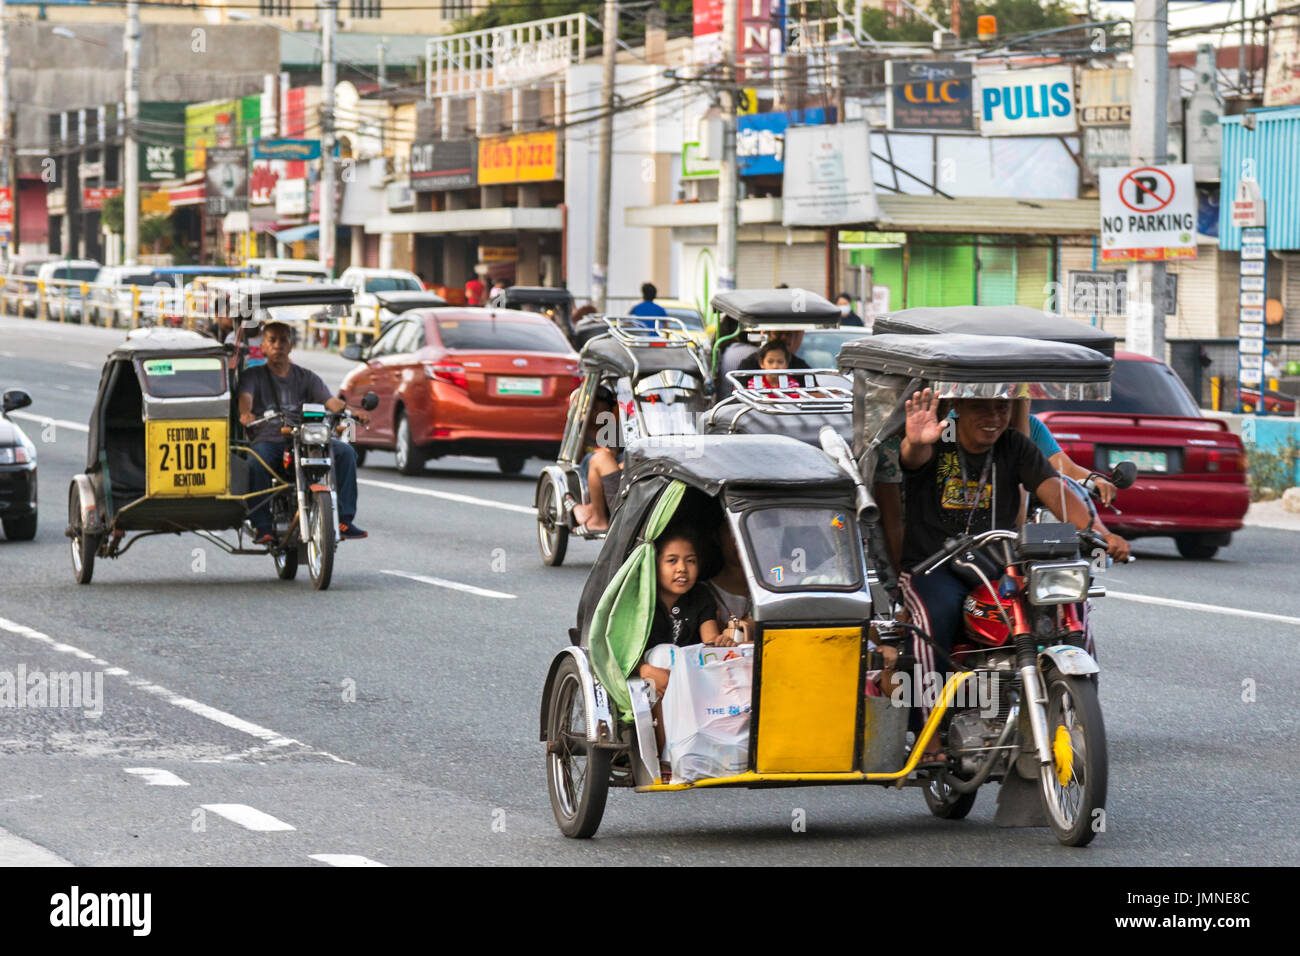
left=864, top=0, right=1080, bottom=43
left=101, top=194, right=125, bottom=235
left=455, top=0, right=695, bottom=42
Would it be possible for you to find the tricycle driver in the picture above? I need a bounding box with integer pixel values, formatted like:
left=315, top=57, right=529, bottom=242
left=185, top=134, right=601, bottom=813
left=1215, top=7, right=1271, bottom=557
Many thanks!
left=897, top=390, right=1129, bottom=755
left=237, top=320, right=372, bottom=543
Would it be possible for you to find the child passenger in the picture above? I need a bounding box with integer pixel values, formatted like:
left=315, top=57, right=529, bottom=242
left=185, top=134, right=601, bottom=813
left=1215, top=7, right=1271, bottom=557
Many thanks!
left=756, top=339, right=791, bottom=388
left=638, top=524, right=731, bottom=699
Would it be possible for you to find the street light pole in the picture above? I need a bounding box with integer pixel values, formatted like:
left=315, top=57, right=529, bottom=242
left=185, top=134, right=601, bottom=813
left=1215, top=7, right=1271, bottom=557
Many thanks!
left=718, top=0, right=738, bottom=291
left=1127, top=0, right=1168, bottom=359
left=0, top=0, right=11, bottom=261
left=321, top=0, right=338, bottom=276
left=592, top=0, right=617, bottom=313
left=124, top=0, right=140, bottom=266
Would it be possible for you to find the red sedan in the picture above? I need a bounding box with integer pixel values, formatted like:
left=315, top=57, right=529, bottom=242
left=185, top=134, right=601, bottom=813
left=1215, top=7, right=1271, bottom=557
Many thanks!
left=1035, top=351, right=1250, bottom=560
left=340, top=307, right=580, bottom=475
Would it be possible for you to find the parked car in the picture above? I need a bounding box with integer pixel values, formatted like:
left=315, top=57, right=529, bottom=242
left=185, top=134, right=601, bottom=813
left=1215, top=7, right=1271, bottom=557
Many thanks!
left=91, top=265, right=171, bottom=327
left=338, top=267, right=424, bottom=322
left=245, top=257, right=329, bottom=283
left=5, top=254, right=59, bottom=316
left=36, top=259, right=102, bottom=322
left=0, top=388, right=37, bottom=540
left=1238, top=383, right=1296, bottom=415
left=339, top=307, right=581, bottom=475
left=1035, top=351, right=1250, bottom=559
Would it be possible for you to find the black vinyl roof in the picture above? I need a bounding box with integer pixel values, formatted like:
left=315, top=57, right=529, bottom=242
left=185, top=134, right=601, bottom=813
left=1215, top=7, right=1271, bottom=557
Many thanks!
left=710, top=288, right=841, bottom=326
left=624, top=434, right=851, bottom=493
left=492, top=286, right=573, bottom=305
left=374, top=290, right=449, bottom=312
left=108, top=327, right=227, bottom=359
left=839, top=333, right=1113, bottom=382
left=209, top=280, right=354, bottom=311
left=872, top=306, right=1117, bottom=357
left=579, top=334, right=706, bottom=377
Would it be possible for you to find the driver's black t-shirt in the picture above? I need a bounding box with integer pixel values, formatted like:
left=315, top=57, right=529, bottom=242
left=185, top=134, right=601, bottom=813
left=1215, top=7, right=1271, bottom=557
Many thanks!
left=901, top=429, right=1057, bottom=568
left=237, top=364, right=332, bottom=444
left=645, top=585, right=718, bottom=649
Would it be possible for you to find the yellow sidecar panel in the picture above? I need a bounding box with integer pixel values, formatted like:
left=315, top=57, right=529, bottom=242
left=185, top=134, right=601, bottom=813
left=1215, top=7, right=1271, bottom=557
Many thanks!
left=145, top=419, right=230, bottom=497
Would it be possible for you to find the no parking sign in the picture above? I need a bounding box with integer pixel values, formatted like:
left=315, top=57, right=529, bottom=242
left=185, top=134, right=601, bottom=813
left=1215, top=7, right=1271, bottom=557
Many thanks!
left=1099, top=164, right=1198, bottom=262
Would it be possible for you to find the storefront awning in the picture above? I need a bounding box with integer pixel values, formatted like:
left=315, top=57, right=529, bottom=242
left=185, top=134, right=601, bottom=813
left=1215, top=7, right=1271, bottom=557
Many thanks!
left=273, top=223, right=320, bottom=243
left=625, top=195, right=1103, bottom=236
left=364, top=206, right=563, bottom=235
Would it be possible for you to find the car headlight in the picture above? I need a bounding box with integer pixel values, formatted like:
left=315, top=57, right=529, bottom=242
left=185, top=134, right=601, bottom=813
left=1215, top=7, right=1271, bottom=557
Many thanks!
left=1028, top=560, right=1090, bottom=605
left=300, top=423, right=331, bottom=445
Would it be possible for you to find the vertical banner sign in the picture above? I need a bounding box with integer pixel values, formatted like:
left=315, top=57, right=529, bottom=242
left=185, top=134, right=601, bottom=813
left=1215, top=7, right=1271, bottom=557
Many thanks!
left=1238, top=225, right=1268, bottom=410
left=205, top=147, right=250, bottom=216
left=1099, top=164, right=1198, bottom=262
left=781, top=122, right=881, bottom=226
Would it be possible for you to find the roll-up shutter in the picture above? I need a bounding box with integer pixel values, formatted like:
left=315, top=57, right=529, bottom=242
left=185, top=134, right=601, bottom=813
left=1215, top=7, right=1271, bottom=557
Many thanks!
left=737, top=242, right=777, bottom=289
left=907, top=241, right=976, bottom=307
left=1283, top=255, right=1300, bottom=339
left=1164, top=251, right=1218, bottom=340
left=977, top=239, right=1016, bottom=306
left=776, top=242, right=827, bottom=291
left=1015, top=245, right=1052, bottom=309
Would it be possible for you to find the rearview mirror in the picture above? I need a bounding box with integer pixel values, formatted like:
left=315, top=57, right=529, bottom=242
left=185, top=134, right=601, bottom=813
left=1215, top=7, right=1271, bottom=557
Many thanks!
left=341, top=343, right=364, bottom=362
left=1110, top=460, right=1137, bottom=490
left=241, top=318, right=260, bottom=331
left=2, top=389, right=32, bottom=413
left=361, top=391, right=379, bottom=411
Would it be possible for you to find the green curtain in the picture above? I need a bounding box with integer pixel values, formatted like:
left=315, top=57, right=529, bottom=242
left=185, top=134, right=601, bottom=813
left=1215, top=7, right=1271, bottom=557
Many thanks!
left=588, top=480, right=686, bottom=720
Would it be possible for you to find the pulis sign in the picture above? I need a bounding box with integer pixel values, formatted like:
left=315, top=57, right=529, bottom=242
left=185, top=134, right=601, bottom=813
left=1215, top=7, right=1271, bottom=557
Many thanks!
left=982, top=82, right=1072, bottom=122
left=977, top=67, right=1077, bottom=137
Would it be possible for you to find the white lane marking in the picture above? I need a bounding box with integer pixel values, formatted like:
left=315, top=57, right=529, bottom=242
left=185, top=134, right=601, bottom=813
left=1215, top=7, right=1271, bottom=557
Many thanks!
left=0, top=825, right=73, bottom=867
left=66, top=361, right=99, bottom=370
left=0, top=616, right=352, bottom=765
left=309, top=854, right=388, bottom=867
left=380, top=569, right=517, bottom=600
left=1105, top=590, right=1300, bottom=627
left=8, top=411, right=89, bottom=433
left=200, top=804, right=295, bottom=832
left=358, top=477, right=534, bottom=515
left=124, top=768, right=189, bottom=787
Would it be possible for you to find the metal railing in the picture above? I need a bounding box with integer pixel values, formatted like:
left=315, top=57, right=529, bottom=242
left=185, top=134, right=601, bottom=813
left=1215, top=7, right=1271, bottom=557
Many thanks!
left=0, top=273, right=385, bottom=351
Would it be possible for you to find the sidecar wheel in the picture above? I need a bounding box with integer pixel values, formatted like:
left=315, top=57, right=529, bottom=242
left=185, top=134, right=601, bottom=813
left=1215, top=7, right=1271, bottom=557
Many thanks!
left=546, top=657, right=609, bottom=838
left=1039, top=667, right=1108, bottom=847
left=274, top=547, right=299, bottom=581
left=923, top=769, right=977, bottom=820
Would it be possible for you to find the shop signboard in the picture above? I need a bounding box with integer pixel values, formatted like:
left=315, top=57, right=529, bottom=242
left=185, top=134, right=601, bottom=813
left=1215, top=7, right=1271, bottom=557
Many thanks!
left=411, top=139, right=477, bottom=191
left=477, top=131, right=558, bottom=185
left=887, top=60, right=973, bottom=131
left=977, top=66, right=1077, bottom=136
left=205, top=146, right=249, bottom=216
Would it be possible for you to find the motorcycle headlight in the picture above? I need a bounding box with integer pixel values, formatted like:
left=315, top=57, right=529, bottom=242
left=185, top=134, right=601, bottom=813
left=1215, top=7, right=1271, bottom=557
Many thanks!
left=300, top=423, right=331, bottom=445
left=1028, top=560, right=1090, bottom=605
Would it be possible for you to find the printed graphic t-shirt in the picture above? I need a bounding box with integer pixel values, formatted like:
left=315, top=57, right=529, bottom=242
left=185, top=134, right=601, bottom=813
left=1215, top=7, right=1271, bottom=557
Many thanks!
left=901, top=429, right=1057, bottom=568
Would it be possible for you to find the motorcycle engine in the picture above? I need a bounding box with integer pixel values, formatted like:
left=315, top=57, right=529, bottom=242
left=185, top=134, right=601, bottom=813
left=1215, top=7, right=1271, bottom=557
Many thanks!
left=947, top=671, right=1015, bottom=777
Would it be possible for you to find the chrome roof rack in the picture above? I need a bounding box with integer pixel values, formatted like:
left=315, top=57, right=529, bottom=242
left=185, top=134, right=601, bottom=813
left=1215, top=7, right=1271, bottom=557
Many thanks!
left=722, top=368, right=853, bottom=414
left=601, top=314, right=698, bottom=348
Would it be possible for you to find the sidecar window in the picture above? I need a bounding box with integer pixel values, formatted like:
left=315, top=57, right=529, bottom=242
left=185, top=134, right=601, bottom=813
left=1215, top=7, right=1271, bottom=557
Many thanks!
left=743, top=507, right=861, bottom=591
left=139, top=356, right=227, bottom=398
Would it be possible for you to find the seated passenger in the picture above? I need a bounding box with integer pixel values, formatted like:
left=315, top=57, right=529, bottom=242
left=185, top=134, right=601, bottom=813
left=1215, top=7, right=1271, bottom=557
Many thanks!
left=569, top=387, right=622, bottom=532
left=707, top=523, right=755, bottom=645
left=736, top=331, right=810, bottom=372
left=638, top=525, right=726, bottom=699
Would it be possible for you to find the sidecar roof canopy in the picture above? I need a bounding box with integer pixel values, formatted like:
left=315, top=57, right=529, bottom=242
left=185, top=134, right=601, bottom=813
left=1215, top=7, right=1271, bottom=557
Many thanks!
left=209, top=280, right=355, bottom=314
left=840, top=332, right=1112, bottom=400
left=710, top=289, right=841, bottom=329
left=110, top=327, right=227, bottom=360
left=623, top=434, right=850, bottom=494
left=579, top=332, right=707, bottom=379
left=871, top=305, right=1117, bottom=357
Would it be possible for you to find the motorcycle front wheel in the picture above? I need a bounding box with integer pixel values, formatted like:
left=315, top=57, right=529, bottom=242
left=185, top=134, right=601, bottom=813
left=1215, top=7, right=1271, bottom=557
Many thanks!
left=306, top=489, right=335, bottom=591
left=1038, top=667, right=1108, bottom=847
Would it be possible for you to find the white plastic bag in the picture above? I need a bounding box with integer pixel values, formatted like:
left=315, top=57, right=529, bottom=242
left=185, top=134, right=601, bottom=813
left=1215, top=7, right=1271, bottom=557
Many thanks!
left=660, top=643, right=754, bottom=782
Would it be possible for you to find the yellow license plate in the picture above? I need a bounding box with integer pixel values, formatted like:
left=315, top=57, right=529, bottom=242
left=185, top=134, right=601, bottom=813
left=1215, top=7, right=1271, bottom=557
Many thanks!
left=146, top=419, right=229, bottom=496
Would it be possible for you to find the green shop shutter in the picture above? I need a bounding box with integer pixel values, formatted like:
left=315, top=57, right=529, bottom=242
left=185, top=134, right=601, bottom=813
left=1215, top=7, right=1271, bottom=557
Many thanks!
left=907, top=241, right=976, bottom=308
left=977, top=238, right=1016, bottom=306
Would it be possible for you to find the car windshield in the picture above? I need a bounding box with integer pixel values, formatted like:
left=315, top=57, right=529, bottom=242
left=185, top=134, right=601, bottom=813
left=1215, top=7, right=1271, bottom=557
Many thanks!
left=364, top=276, right=422, bottom=293
left=744, top=507, right=862, bottom=591
left=277, top=270, right=327, bottom=281
left=1034, top=357, right=1201, bottom=417
left=435, top=317, right=571, bottom=352
left=48, top=266, right=100, bottom=281
left=799, top=330, right=864, bottom=369
left=120, top=273, right=158, bottom=286
left=663, top=307, right=704, bottom=330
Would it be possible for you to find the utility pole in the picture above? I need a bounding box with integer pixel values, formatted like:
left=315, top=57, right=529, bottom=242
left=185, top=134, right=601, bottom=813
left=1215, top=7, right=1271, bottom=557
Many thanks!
left=124, top=0, right=140, bottom=265
left=0, top=0, right=12, bottom=262
left=321, top=0, right=338, bottom=276
left=1127, top=0, right=1167, bottom=359
left=718, top=0, right=738, bottom=291
left=592, top=0, right=617, bottom=313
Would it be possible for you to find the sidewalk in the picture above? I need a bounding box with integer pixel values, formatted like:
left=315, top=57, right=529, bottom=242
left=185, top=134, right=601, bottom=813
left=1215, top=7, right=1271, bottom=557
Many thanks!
left=1243, top=498, right=1300, bottom=531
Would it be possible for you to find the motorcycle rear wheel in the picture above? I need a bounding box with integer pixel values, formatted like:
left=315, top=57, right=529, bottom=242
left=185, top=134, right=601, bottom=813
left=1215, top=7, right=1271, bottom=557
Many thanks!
left=1039, top=667, right=1108, bottom=847
left=923, top=768, right=977, bottom=820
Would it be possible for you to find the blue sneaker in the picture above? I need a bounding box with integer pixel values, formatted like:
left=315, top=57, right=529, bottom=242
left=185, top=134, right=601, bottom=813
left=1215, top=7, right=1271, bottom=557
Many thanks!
left=339, top=522, right=368, bottom=540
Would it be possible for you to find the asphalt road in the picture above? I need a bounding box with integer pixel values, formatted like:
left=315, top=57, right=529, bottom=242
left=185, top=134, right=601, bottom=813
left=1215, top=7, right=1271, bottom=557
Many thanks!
left=0, top=315, right=1296, bottom=866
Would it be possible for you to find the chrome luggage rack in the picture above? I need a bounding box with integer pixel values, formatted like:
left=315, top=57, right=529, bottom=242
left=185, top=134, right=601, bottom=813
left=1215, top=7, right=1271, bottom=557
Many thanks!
left=721, top=368, right=853, bottom=414
left=602, top=314, right=698, bottom=348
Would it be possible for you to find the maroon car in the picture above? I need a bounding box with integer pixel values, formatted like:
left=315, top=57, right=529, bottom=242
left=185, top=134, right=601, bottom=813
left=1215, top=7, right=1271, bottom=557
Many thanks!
left=1035, top=351, right=1250, bottom=560
left=340, top=307, right=580, bottom=475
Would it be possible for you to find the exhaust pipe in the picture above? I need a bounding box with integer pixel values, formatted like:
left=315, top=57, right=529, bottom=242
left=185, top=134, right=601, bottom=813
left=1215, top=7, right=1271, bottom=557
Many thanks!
left=819, top=425, right=879, bottom=524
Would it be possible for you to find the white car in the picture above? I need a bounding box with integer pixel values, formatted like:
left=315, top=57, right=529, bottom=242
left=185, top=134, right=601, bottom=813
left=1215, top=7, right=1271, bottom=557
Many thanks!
left=90, top=265, right=176, bottom=327
left=245, top=257, right=330, bottom=283
left=338, top=267, right=424, bottom=322
left=34, top=259, right=102, bottom=322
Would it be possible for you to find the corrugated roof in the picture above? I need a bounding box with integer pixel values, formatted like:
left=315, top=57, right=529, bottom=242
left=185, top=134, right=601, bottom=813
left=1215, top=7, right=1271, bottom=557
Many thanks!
left=1220, top=106, right=1300, bottom=252
left=875, top=195, right=1099, bottom=235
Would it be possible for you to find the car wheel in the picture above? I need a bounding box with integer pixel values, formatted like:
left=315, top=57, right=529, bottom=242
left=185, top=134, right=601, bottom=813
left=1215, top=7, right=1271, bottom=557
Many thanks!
left=2, top=513, right=37, bottom=541
left=394, top=411, right=425, bottom=477
left=1175, top=534, right=1219, bottom=560
left=497, top=455, right=526, bottom=475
